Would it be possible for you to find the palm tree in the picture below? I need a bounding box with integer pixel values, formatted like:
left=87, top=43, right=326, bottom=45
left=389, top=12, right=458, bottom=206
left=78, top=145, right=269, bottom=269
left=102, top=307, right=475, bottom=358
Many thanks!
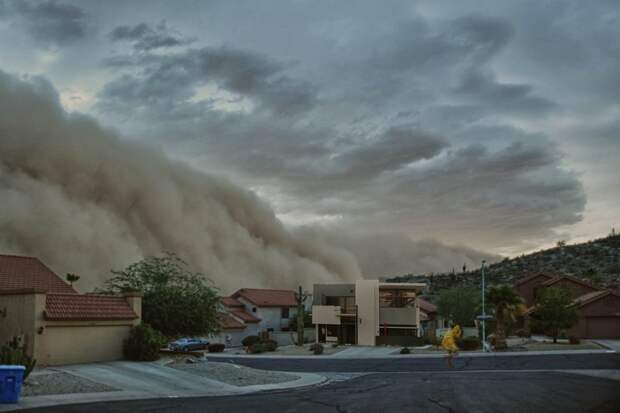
left=486, top=284, right=523, bottom=348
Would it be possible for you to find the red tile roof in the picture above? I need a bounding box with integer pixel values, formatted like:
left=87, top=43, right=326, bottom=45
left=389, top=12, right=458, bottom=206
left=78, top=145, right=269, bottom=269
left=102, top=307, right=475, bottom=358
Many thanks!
left=45, top=294, right=138, bottom=321
left=221, top=296, right=244, bottom=308
left=542, top=275, right=600, bottom=291
left=231, top=309, right=261, bottom=323
left=233, top=288, right=297, bottom=307
left=571, top=290, right=612, bottom=307
left=217, top=313, right=247, bottom=330
left=514, top=273, right=554, bottom=286
left=418, top=298, right=437, bottom=314
left=0, top=254, right=76, bottom=294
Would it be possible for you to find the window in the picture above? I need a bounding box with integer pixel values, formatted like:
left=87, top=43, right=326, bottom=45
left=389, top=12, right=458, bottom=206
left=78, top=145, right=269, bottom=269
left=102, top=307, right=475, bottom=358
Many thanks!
left=379, top=289, right=416, bottom=308
left=281, top=307, right=290, bottom=318
left=252, top=307, right=257, bottom=313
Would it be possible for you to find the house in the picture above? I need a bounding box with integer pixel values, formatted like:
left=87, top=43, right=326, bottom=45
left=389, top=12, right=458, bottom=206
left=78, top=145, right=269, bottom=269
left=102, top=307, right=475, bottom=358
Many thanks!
left=311, top=280, right=425, bottom=346
left=0, top=254, right=141, bottom=366
left=215, top=288, right=298, bottom=346
left=417, top=298, right=447, bottom=338
left=516, top=273, right=620, bottom=339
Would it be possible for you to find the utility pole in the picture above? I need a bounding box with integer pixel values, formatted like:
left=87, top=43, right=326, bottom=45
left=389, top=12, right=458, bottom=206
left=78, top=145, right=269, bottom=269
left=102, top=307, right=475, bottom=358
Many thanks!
left=481, top=260, right=487, bottom=352
left=295, top=286, right=309, bottom=346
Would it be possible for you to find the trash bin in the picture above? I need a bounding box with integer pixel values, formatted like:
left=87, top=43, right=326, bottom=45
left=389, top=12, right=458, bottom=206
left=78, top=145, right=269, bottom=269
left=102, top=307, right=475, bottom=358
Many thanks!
left=0, top=365, right=26, bottom=404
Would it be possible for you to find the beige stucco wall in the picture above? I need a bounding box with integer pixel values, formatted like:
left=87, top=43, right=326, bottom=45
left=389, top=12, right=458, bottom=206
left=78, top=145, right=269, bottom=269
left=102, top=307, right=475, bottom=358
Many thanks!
left=0, top=291, right=45, bottom=356
left=312, top=305, right=342, bottom=325
left=37, top=322, right=133, bottom=366
left=355, top=280, right=379, bottom=346
left=379, top=307, right=417, bottom=325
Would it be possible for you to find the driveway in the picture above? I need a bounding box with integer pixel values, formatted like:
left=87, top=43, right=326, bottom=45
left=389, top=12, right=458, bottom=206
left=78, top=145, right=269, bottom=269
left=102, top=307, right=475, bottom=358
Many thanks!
left=594, top=340, right=620, bottom=352
left=330, top=346, right=398, bottom=358
left=19, top=371, right=620, bottom=413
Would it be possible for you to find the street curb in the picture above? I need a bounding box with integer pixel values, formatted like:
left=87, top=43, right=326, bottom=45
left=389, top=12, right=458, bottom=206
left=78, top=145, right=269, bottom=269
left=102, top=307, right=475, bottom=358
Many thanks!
left=0, top=366, right=327, bottom=412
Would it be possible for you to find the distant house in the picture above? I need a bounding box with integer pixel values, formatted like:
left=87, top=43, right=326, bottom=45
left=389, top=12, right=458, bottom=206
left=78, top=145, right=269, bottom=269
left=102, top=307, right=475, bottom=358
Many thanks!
left=516, top=273, right=620, bottom=339
left=0, top=254, right=141, bottom=366
left=215, top=288, right=298, bottom=346
left=312, top=280, right=426, bottom=346
left=417, top=298, right=447, bottom=338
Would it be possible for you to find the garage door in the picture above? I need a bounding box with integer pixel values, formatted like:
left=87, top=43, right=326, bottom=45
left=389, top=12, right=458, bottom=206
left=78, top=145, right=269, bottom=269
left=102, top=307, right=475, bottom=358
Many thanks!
left=586, top=317, right=620, bottom=339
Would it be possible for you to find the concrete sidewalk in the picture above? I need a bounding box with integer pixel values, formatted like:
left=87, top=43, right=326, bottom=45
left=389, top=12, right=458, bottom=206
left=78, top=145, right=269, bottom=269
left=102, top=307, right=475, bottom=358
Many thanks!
left=0, top=361, right=326, bottom=412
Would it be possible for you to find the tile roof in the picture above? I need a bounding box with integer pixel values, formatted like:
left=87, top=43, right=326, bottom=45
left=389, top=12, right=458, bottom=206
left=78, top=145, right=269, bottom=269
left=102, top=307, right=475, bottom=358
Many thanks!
left=542, top=275, right=600, bottom=290
left=45, top=294, right=138, bottom=321
left=571, top=290, right=610, bottom=307
left=221, top=296, right=244, bottom=308
left=230, top=309, right=261, bottom=323
left=0, top=254, right=76, bottom=294
left=233, top=288, right=297, bottom=307
left=514, top=273, right=554, bottom=286
left=217, top=313, right=247, bottom=330
left=418, top=298, right=437, bottom=314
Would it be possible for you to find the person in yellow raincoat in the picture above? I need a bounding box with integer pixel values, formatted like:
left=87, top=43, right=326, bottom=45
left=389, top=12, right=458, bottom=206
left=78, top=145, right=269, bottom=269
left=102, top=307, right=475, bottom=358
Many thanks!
left=441, top=325, right=462, bottom=368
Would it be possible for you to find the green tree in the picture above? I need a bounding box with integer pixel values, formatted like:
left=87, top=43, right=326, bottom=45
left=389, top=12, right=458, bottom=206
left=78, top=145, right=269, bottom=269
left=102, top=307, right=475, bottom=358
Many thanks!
left=104, top=253, right=220, bottom=337
left=530, top=287, right=579, bottom=343
left=66, top=273, right=80, bottom=286
left=486, top=284, right=522, bottom=342
left=437, top=287, right=480, bottom=327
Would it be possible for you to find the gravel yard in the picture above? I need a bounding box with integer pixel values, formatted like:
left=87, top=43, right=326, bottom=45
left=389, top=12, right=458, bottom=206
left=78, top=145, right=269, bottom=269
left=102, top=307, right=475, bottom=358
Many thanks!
left=168, top=360, right=299, bottom=386
left=22, top=371, right=117, bottom=397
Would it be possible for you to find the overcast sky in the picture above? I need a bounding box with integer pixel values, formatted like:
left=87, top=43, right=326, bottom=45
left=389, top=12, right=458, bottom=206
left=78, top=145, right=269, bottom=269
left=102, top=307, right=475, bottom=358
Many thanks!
left=1, top=0, right=618, bottom=257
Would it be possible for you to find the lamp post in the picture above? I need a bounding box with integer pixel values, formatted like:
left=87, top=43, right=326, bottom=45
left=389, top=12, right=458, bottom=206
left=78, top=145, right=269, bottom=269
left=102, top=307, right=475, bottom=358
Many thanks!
left=481, top=260, right=487, bottom=352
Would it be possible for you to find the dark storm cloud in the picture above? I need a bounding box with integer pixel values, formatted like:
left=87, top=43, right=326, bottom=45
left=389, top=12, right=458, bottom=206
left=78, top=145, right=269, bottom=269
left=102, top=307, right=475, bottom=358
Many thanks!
left=0, top=0, right=88, bottom=47
left=108, top=21, right=194, bottom=51
left=98, top=46, right=316, bottom=115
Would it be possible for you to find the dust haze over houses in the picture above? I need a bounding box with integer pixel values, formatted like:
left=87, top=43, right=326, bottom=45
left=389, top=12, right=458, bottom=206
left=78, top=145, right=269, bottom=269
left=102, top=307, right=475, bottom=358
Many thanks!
left=0, top=1, right=618, bottom=291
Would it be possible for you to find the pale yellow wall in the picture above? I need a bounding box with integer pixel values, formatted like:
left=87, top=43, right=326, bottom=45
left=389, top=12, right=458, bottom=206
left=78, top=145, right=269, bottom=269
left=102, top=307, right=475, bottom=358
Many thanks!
left=355, top=280, right=379, bottom=345
left=312, top=305, right=342, bottom=325
left=37, top=322, right=133, bottom=366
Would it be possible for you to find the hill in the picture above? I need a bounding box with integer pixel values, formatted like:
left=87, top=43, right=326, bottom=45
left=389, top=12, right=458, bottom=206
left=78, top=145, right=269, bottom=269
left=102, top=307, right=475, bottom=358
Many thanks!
left=386, top=233, right=620, bottom=293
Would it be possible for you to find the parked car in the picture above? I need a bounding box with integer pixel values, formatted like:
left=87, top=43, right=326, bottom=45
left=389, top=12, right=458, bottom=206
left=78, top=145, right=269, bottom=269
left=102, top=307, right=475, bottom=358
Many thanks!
left=169, top=338, right=209, bottom=352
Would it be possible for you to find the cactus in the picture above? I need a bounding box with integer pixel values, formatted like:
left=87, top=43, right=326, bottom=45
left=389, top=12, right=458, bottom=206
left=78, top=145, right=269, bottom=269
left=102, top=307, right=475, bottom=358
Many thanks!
left=0, top=336, right=36, bottom=380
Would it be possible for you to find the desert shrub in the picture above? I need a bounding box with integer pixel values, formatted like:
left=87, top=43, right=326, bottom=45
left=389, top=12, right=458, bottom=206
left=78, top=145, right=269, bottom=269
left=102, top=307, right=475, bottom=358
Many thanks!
left=208, top=343, right=225, bottom=353
left=242, top=335, right=261, bottom=347
left=515, top=328, right=531, bottom=338
left=262, top=339, right=278, bottom=352
left=0, top=337, right=36, bottom=380
left=309, top=343, right=324, bottom=354
left=569, top=336, right=581, bottom=344
left=249, top=342, right=266, bottom=354
left=123, top=323, right=166, bottom=361
left=400, top=347, right=411, bottom=354
left=460, top=336, right=481, bottom=351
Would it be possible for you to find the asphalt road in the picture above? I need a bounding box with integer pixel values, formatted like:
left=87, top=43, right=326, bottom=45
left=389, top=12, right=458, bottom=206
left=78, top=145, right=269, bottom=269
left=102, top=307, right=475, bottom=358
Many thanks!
left=23, top=371, right=620, bottom=413
left=206, top=352, right=620, bottom=372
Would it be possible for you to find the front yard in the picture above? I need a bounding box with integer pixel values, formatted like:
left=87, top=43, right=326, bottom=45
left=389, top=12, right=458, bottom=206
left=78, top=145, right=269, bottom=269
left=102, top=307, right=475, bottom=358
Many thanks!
left=167, top=360, right=299, bottom=386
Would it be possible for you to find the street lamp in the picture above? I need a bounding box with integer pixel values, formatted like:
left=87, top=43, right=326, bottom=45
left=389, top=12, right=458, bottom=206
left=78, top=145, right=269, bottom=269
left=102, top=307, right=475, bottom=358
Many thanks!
left=481, top=260, right=488, bottom=352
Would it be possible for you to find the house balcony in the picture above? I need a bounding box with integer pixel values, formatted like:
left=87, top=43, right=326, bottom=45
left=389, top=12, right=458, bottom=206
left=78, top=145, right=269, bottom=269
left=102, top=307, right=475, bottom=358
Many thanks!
left=379, top=307, right=417, bottom=326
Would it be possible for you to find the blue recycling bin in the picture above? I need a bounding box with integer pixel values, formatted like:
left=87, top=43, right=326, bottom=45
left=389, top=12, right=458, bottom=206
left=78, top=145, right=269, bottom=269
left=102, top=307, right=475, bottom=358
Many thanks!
left=0, top=365, right=26, bottom=404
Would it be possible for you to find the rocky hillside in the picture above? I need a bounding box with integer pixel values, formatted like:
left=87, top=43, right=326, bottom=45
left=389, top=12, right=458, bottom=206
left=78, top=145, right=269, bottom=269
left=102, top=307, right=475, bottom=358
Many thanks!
left=387, top=233, right=620, bottom=293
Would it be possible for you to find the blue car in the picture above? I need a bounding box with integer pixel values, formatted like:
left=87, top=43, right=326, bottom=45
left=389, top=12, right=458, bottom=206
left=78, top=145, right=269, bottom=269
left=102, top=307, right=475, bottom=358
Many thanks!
left=169, top=338, right=209, bottom=352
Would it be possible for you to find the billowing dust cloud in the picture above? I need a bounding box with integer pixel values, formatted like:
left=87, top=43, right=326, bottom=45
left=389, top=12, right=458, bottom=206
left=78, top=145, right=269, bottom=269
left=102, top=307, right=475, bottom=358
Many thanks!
left=0, top=71, right=499, bottom=293
left=0, top=71, right=361, bottom=292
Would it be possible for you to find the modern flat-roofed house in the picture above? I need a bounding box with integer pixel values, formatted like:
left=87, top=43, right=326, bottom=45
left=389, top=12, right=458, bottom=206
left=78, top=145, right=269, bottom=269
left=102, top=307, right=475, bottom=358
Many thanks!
left=312, top=280, right=425, bottom=346
left=0, top=254, right=141, bottom=366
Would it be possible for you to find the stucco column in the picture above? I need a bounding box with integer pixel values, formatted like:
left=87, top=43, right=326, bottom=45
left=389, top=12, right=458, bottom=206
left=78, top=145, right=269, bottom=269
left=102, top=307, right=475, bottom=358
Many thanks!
left=123, top=292, right=143, bottom=326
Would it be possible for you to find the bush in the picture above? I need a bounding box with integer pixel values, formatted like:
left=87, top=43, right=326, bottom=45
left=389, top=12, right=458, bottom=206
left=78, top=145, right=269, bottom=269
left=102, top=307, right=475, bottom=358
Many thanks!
left=249, top=343, right=266, bottom=354
left=242, top=335, right=261, bottom=347
left=262, top=339, right=278, bottom=352
left=123, top=324, right=166, bottom=361
left=309, top=343, right=324, bottom=355
left=208, top=343, right=225, bottom=353
left=460, top=336, right=481, bottom=351
left=515, top=328, right=531, bottom=338
left=400, top=347, right=411, bottom=354
left=569, top=336, right=581, bottom=344
left=0, top=337, right=36, bottom=381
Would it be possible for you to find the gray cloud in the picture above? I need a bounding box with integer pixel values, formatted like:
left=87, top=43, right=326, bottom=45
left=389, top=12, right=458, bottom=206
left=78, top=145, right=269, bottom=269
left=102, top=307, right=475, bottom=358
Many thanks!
left=98, top=46, right=316, bottom=116
left=108, top=21, right=194, bottom=51
left=0, top=0, right=88, bottom=47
